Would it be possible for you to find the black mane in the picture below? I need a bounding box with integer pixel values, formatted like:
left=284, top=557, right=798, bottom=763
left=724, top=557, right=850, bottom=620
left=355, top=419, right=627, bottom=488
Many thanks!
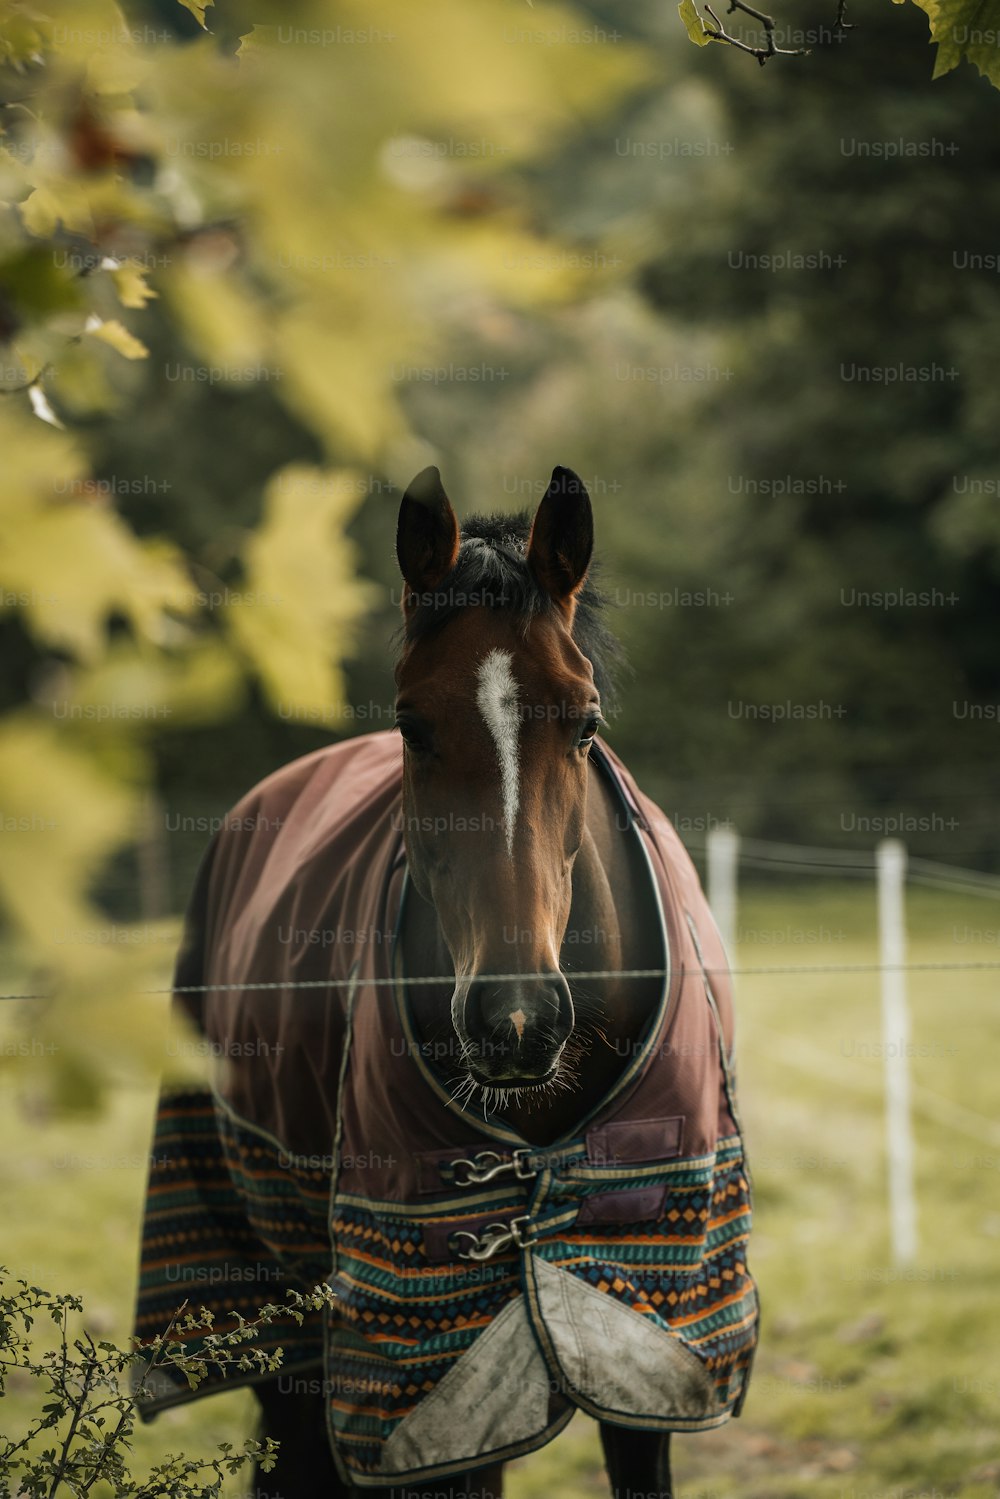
left=397, top=511, right=625, bottom=712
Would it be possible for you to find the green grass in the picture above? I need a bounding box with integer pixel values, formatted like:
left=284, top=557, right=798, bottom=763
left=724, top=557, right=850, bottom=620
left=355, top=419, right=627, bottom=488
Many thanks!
left=2, top=883, right=998, bottom=1496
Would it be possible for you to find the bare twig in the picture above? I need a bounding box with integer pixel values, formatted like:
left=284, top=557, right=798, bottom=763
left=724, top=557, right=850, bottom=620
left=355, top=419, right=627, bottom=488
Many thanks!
left=835, top=0, right=854, bottom=32
left=696, top=0, right=855, bottom=65
left=703, top=0, right=811, bottom=64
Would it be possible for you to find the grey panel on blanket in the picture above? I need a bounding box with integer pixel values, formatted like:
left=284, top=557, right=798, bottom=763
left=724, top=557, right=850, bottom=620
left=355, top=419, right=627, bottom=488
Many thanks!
left=532, top=1257, right=718, bottom=1421
left=379, top=1293, right=565, bottom=1474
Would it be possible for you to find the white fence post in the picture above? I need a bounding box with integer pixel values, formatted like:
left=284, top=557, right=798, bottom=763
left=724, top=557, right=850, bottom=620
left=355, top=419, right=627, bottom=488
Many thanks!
left=707, top=824, right=740, bottom=961
left=876, top=838, right=918, bottom=1265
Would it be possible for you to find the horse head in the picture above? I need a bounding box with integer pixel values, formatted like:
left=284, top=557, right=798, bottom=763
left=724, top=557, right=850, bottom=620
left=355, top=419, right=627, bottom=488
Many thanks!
left=393, top=466, right=603, bottom=1093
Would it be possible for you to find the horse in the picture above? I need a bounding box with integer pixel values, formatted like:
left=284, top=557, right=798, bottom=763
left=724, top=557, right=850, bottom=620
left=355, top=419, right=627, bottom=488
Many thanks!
left=134, top=466, right=758, bottom=1499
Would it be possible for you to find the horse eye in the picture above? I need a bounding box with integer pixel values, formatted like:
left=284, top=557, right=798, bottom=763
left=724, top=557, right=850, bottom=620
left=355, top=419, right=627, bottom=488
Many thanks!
left=578, top=715, right=602, bottom=748
left=396, top=718, right=431, bottom=753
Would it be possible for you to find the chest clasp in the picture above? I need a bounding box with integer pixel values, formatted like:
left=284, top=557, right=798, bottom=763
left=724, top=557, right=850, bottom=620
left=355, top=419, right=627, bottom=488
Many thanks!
left=448, top=1214, right=536, bottom=1260
left=451, top=1148, right=536, bottom=1187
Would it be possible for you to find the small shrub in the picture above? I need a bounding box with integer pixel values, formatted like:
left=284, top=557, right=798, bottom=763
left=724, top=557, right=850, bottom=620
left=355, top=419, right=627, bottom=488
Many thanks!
left=0, top=1266, right=337, bottom=1498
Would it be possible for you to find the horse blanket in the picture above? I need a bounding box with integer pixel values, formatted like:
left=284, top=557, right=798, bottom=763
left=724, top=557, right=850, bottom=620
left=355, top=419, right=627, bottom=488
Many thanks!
left=134, top=731, right=758, bottom=1487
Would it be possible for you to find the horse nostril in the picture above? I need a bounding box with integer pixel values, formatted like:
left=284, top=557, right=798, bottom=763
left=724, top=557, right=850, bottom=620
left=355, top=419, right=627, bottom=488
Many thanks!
left=464, top=977, right=573, bottom=1055
left=463, top=980, right=490, bottom=1039
left=550, top=976, right=574, bottom=1046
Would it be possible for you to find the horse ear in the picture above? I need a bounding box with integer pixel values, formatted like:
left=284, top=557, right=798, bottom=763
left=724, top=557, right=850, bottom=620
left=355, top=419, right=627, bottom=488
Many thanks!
left=526, top=467, right=593, bottom=606
left=396, top=466, right=460, bottom=609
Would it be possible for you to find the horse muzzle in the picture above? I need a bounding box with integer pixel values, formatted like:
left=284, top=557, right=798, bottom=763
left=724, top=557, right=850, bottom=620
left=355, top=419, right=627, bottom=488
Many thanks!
left=457, top=974, right=574, bottom=1087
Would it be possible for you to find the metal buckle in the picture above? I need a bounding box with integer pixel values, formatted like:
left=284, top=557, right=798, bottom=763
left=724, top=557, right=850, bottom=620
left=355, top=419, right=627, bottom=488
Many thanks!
left=449, top=1214, right=537, bottom=1261
left=449, top=1222, right=515, bottom=1261
left=451, top=1151, right=506, bottom=1186
left=451, top=1148, right=536, bottom=1187
left=508, top=1214, right=536, bottom=1248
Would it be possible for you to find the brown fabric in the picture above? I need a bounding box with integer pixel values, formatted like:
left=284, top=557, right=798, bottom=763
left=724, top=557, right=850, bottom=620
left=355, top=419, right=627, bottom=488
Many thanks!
left=179, top=730, right=739, bottom=1176
left=187, top=734, right=403, bottom=1157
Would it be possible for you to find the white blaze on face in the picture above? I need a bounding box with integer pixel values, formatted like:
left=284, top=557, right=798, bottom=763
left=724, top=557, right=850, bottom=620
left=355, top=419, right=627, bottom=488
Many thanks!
left=476, top=647, right=521, bottom=858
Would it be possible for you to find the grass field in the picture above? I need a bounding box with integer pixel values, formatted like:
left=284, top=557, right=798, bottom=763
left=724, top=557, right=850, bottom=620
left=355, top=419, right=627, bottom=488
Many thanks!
left=2, top=882, right=999, bottom=1497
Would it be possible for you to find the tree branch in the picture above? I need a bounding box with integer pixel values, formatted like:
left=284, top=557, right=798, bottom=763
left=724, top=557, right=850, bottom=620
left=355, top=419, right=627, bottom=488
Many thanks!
left=46, top=1348, right=97, bottom=1499
left=703, top=0, right=811, bottom=63
left=697, top=0, right=855, bottom=65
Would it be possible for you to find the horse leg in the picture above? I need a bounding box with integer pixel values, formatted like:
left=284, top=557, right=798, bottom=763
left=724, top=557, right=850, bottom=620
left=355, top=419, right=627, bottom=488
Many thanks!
left=599, top=1422, right=673, bottom=1499
left=252, top=1377, right=349, bottom=1499
left=355, top=1463, right=505, bottom=1499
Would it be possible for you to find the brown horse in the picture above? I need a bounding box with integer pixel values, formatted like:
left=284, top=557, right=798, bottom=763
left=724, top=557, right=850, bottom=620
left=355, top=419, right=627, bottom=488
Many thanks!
left=136, top=468, right=756, bottom=1499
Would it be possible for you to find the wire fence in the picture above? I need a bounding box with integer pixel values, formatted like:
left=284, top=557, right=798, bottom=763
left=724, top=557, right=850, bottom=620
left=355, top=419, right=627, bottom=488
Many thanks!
left=0, top=826, right=997, bottom=1004
left=686, top=829, right=1000, bottom=890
